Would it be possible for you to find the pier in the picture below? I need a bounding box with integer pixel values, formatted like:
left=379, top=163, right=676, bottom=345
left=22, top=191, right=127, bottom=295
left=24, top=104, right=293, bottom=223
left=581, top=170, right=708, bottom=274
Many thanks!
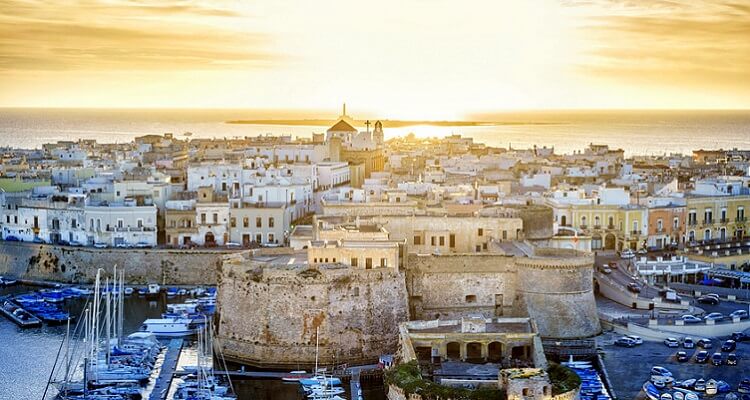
left=149, top=338, right=184, bottom=400
left=350, top=369, right=363, bottom=400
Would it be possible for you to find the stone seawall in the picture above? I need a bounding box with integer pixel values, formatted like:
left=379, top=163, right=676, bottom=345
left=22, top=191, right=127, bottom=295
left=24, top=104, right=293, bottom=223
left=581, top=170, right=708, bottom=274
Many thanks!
left=0, top=241, right=228, bottom=284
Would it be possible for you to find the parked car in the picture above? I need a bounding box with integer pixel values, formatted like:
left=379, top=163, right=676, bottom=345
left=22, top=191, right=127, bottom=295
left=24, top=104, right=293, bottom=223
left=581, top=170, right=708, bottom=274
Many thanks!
left=93, top=242, right=108, bottom=249
left=226, top=242, right=241, bottom=248
left=711, top=352, right=723, bottom=366
left=730, top=310, right=749, bottom=320
left=738, top=378, right=750, bottom=393
left=704, top=312, right=724, bottom=321
left=651, top=366, right=672, bottom=377
left=722, top=340, right=736, bottom=352
left=615, top=337, right=636, bottom=348
left=4, top=235, right=19, bottom=241
left=664, top=337, right=680, bottom=348
left=697, top=295, right=720, bottom=305
left=620, top=249, right=636, bottom=259
left=694, top=378, right=707, bottom=391
left=697, top=338, right=713, bottom=348
left=681, top=315, right=702, bottom=324
left=625, top=335, right=643, bottom=345
left=695, top=351, right=709, bottom=363
left=732, top=332, right=750, bottom=342
left=627, top=282, right=641, bottom=293
left=727, top=353, right=738, bottom=366
left=683, top=337, right=695, bottom=349
left=32, top=237, right=45, bottom=244
left=704, top=293, right=720, bottom=300
left=676, top=351, right=689, bottom=362
left=135, top=242, right=152, bottom=248
left=600, top=266, right=612, bottom=274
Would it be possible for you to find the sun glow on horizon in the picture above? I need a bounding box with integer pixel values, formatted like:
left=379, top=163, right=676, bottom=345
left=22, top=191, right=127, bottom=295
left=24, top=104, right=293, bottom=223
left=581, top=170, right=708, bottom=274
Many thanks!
left=1, top=1, right=749, bottom=115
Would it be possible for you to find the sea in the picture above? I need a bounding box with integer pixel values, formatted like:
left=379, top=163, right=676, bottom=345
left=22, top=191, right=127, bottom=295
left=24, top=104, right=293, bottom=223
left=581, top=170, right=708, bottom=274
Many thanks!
left=0, top=285, right=386, bottom=400
left=1, top=108, right=750, bottom=156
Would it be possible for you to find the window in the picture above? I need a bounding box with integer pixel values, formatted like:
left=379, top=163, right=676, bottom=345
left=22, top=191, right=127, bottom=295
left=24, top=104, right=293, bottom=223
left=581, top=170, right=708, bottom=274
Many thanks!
left=431, top=236, right=436, bottom=246
left=688, top=210, right=697, bottom=225
left=673, top=217, right=679, bottom=229
left=657, top=219, right=663, bottom=231
left=502, top=230, right=507, bottom=240
left=230, top=217, right=236, bottom=228
left=738, top=207, right=745, bottom=221
left=212, top=213, right=218, bottom=224
left=414, top=235, right=422, bottom=245
left=380, top=258, right=387, bottom=267
left=449, top=234, right=455, bottom=248
left=365, top=258, right=372, bottom=269
left=117, top=219, right=124, bottom=228
left=478, top=228, right=483, bottom=236
left=243, top=217, right=249, bottom=228
left=269, top=217, right=274, bottom=228
left=256, top=233, right=262, bottom=243
left=256, top=217, right=262, bottom=228
left=71, top=219, right=77, bottom=229
left=704, top=208, right=713, bottom=223
left=465, top=295, right=476, bottom=303
left=137, top=219, right=143, bottom=228
left=439, top=236, right=445, bottom=246
left=200, top=213, right=206, bottom=224
left=268, top=233, right=275, bottom=243
left=351, top=257, right=358, bottom=267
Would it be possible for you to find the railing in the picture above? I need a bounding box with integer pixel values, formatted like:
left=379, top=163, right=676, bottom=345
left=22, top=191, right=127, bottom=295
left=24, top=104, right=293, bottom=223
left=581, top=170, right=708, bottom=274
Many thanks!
left=737, top=217, right=747, bottom=223
left=593, top=225, right=602, bottom=229
left=607, top=224, right=615, bottom=229
left=630, top=230, right=641, bottom=235
left=688, top=220, right=698, bottom=226
left=703, top=219, right=714, bottom=225
left=720, top=218, right=729, bottom=224
left=579, top=225, right=588, bottom=230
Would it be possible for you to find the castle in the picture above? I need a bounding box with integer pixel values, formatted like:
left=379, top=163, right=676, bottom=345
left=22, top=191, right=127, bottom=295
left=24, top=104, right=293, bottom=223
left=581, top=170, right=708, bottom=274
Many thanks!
left=215, top=205, right=600, bottom=368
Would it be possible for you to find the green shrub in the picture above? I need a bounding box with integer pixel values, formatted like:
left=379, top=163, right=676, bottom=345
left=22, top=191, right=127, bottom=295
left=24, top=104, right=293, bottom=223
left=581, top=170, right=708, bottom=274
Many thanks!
left=385, top=361, right=505, bottom=400
left=547, top=363, right=581, bottom=396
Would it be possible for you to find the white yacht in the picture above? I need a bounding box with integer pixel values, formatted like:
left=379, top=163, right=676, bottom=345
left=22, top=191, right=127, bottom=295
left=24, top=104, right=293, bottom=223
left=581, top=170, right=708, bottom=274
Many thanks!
left=139, top=318, right=195, bottom=337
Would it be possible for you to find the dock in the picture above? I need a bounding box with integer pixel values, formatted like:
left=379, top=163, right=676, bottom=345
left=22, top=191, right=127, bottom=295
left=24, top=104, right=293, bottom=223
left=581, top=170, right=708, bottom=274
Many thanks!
left=149, top=338, right=184, bottom=400
left=174, top=369, right=288, bottom=379
left=350, top=369, right=363, bottom=400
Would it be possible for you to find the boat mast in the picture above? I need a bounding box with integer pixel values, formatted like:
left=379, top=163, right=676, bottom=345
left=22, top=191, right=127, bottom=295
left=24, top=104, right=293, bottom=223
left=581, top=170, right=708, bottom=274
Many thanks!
left=118, top=267, right=124, bottom=345
left=315, top=326, right=319, bottom=376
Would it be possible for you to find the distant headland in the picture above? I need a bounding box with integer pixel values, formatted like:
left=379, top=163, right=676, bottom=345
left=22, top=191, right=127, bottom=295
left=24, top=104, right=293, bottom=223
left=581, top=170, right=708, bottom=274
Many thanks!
left=225, top=119, right=563, bottom=128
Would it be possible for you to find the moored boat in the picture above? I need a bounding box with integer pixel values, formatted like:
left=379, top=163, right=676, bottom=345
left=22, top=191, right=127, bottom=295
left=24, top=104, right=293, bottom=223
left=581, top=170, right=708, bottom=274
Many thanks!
left=139, top=318, right=196, bottom=337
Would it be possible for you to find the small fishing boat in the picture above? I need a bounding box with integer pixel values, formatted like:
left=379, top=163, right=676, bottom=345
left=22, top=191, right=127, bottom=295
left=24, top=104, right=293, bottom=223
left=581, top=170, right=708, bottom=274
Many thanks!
left=41, top=289, right=65, bottom=303
left=706, top=379, right=718, bottom=395
left=282, top=370, right=310, bottom=382
left=0, top=276, right=18, bottom=286
left=145, top=283, right=161, bottom=300
left=0, top=300, right=42, bottom=327
left=166, top=287, right=179, bottom=297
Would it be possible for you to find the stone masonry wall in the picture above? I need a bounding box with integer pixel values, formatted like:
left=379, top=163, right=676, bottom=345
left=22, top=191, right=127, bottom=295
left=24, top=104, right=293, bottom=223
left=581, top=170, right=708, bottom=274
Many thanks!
left=405, top=253, right=519, bottom=320
left=216, top=254, right=409, bottom=368
left=0, top=241, right=226, bottom=284
left=515, top=248, right=600, bottom=338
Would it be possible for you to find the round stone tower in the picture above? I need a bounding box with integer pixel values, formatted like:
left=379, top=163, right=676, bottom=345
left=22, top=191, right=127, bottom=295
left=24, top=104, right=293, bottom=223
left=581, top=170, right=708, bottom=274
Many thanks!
left=511, top=204, right=554, bottom=241
left=514, top=248, right=600, bottom=339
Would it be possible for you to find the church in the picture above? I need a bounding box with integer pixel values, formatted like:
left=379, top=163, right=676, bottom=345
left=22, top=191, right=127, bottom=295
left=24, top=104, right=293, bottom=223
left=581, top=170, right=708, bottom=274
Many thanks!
left=325, top=104, right=386, bottom=180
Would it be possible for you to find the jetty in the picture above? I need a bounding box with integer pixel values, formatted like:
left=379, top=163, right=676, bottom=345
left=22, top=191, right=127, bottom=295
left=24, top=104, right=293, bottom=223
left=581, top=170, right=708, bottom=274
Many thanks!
left=149, top=338, right=184, bottom=400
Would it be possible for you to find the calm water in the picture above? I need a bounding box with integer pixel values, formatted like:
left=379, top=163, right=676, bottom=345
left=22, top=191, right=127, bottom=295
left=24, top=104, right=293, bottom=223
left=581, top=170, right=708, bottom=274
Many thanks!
left=0, top=285, right=385, bottom=399
left=1, top=108, right=749, bottom=155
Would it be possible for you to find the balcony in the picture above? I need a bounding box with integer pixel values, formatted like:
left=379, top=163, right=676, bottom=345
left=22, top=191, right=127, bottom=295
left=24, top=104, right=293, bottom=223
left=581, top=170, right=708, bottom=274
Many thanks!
left=688, top=220, right=698, bottom=227
left=702, top=219, right=713, bottom=226
left=593, top=224, right=602, bottom=229
left=630, top=230, right=641, bottom=236
left=720, top=218, right=729, bottom=224
left=579, top=225, right=588, bottom=230
left=737, top=217, right=747, bottom=223
left=607, top=224, right=615, bottom=229
left=656, top=228, right=665, bottom=233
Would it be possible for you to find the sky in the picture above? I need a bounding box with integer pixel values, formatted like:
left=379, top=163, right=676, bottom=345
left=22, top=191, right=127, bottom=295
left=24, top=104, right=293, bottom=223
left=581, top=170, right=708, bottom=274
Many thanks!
left=0, top=0, right=748, bottom=118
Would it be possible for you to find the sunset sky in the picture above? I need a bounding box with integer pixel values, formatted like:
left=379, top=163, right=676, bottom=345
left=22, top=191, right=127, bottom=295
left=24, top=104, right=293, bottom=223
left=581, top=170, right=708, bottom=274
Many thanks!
left=1, top=0, right=748, bottom=118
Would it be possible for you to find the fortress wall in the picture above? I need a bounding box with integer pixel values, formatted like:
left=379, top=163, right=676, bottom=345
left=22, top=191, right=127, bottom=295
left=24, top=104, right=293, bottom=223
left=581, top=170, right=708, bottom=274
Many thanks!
left=216, top=256, right=409, bottom=368
left=0, top=241, right=224, bottom=284
left=514, top=249, right=601, bottom=338
left=405, top=253, right=519, bottom=320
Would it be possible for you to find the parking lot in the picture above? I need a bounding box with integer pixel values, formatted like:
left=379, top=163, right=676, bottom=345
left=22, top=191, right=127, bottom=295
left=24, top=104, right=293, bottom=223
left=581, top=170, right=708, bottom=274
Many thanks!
left=598, top=331, right=750, bottom=399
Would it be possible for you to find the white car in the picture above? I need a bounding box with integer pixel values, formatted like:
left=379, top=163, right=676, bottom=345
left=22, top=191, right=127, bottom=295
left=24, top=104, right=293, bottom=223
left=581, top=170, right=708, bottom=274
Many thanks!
left=625, top=335, right=643, bottom=345
left=93, top=242, right=108, bottom=249
left=620, top=249, right=636, bottom=259
left=664, top=337, right=680, bottom=348
left=730, top=310, right=749, bottom=319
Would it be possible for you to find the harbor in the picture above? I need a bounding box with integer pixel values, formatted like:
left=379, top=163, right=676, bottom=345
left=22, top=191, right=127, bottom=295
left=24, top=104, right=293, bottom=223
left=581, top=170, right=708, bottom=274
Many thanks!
left=0, top=278, right=386, bottom=400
